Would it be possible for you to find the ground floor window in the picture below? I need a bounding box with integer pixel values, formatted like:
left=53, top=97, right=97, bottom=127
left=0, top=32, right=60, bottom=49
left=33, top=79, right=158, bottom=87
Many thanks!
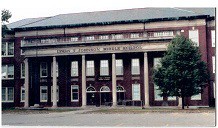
left=51, top=86, right=59, bottom=102
left=214, top=82, right=215, bottom=98
left=71, top=85, right=79, bottom=102
left=154, top=84, right=163, bottom=101
left=167, top=96, right=176, bottom=100
left=40, top=86, right=48, bottom=102
left=2, top=87, right=14, bottom=102
left=132, top=84, right=140, bottom=100
left=191, top=93, right=201, bottom=100
left=20, top=86, right=25, bottom=102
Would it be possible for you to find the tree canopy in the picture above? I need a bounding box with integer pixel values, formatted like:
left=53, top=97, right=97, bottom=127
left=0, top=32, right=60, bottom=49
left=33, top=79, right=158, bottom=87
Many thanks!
left=2, top=9, right=12, bottom=38
left=153, top=35, right=209, bottom=109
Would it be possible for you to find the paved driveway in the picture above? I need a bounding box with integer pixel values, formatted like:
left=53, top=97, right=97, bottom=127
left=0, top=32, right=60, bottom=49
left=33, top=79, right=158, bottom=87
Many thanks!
left=2, top=109, right=215, bottom=127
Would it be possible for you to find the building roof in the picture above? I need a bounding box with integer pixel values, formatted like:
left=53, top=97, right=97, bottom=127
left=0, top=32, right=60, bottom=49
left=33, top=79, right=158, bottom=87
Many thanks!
left=7, top=7, right=215, bottom=30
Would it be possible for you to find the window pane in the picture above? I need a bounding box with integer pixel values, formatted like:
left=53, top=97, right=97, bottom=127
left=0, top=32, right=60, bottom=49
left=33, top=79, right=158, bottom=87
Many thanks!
left=2, top=65, right=7, bottom=78
left=2, top=88, right=6, bottom=101
left=154, top=84, right=163, bottom=101
left=189, top=30, right=199, bottom=46
left=71, top=61, right=78, bottom=76
left=71, top=86, right=79, bottom=101
left=132, top=84, right=140, bottom=100
left=8, top=65, right=14, bottom=78
left=8, top=42, right=14, bottom=55
left=21, top=87, right=25, bottom=101
left=154, top=58, right=162, bottom=69
left=131, top=59, right=140, bottom=75
left=41, top=62, right=47, bottom=77
left=8, top=87, right=14, bottom=101
left=21, top=63, right=25, bottom=78
left=40, top=86, right=48, bottom=101
left=116, top=59, right=123, bottom=75
left=2, top=43, right=6, bottom=56
left=212, top=30, right=215, bottom=47
left=100, top=60, right=109, bottom=76
left=86, top=61, right=94, bottom=76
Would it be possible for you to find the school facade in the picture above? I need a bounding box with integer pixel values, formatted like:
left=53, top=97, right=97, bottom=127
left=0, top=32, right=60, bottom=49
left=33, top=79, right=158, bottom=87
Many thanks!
left=2, top=8, right=215, bottom=108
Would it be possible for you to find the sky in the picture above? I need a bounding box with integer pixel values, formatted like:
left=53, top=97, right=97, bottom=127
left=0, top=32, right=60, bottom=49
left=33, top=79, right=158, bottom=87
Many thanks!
left=0, top=0, right=216, bottom=23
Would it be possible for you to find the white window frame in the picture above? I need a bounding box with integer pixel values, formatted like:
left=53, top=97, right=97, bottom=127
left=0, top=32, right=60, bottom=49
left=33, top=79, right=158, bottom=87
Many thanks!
left=189, top=29, right=199, bottom=46
left=21, top=63, right=25, bottom=79
left=20, top=86, right=25, bottom=102
left=131, top=59, right=140, bottom=75
left=2, top=64, right=14, bottom=79
left=212, top=56, right=215, bottom=74
left=71, top=85, right=79, bottom=102
left=116, top=59, right=123, bottom=75
left=132, top=84, right=141, bottom=101
left=51, top=86, right=59, bottom=102
left=40, top=62, right=48, bottom=78
left=2, top=87, right=14, bottom=102
left=51, top=62, right=59, bottom=77
left=86, top=60, right=95, bottom=76
left=2, top=42, right=14, bottom=57
left=100, top=60, right=109, bottom=76
left=71, top=61, right=78, bottom=77
left=211, top=30, right=215, bottom=47
left=99, top=35, right=109, bottom=40
left=40, top=86, right=48, bottom=102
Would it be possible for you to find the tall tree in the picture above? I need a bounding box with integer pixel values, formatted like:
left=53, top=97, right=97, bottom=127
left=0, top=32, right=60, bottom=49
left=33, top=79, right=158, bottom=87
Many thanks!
left=1, top=9, right=12, bottom=37
left=153, top=35, right=209, bottom=109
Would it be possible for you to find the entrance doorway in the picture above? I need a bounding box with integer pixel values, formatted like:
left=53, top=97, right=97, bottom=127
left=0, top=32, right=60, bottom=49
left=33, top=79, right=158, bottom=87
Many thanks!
left=86, top=86, right=96, bottom=105
left=100, top=86, right=111, bottom=105
left=117, top=86, right=125, bottom=105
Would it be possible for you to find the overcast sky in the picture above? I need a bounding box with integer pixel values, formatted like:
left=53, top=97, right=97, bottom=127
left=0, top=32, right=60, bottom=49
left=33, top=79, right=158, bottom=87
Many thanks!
left=1, top=0, right=216, bottom=23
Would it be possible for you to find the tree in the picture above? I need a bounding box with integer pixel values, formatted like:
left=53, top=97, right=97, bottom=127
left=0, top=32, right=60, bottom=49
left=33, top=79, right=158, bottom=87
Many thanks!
left=1, top=9, right=12, bottom=37
left=153, top=35, right=209, bottom=109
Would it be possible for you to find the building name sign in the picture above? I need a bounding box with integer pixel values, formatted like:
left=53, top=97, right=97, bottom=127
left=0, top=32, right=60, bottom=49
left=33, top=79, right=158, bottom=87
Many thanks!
left=56, top=45, right=142, bottom=54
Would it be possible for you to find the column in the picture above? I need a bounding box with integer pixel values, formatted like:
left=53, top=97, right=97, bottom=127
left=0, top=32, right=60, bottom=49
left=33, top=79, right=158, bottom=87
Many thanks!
left=82, top=55, right=87, bottom=107
left=24, top=58, right=29, bottom=108
left=178, top=97, right=182, bottom=107
left=144, top=52, right=150, bottom=107
left=112, top=54, right=117, bottom=106
left=52, top=56, right=57, bottom=108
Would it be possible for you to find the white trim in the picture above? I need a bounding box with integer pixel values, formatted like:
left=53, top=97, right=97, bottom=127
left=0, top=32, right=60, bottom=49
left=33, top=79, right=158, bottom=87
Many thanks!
left=100, top=60, right=109, bottom=76
left=191, top=93, right=201, bottom=100
left=211, top=30, right=215, bottom=47
left=21, top=63, right=25, bottom=79
left=71, top=85, right=79, bottom=102
left=86, top=60, right=95, bottom=76
left=20, top=86, right=25, bottom=102
left=86, top=86, right=96, bottom=93
left=116, top=59, right=123, bottom=75
left=100, top=86, right=111, bottom=92
left=131, top=58, right=140, bottom=75
left=212, top=56, right=215, bottom=73
left=117, top=85, right=125, bottom=92
left=2, top=87, right=14, bottom=103
left=132, top=84, right=141, bottom=101
left=40, top=86, right=48, bottom=102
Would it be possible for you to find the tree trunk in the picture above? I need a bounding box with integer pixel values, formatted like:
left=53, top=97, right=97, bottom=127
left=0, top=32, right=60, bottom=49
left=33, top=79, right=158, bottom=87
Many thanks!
left=182, top=96, right=185, bottom=109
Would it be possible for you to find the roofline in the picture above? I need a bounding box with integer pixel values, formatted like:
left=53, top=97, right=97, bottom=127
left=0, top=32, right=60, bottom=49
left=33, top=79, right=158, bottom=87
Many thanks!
left=13, top=15, right=210, bottom=31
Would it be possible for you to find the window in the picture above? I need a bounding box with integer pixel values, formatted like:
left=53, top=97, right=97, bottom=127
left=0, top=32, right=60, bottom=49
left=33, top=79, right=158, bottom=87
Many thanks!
left=2, top=87, right=14, bottom=102
left=100, top=60, right=109, bottom=76
left=40, top=62, right=48, bottom=77
left=132, top=84, right=140, bottom=100
left=130, top=33, right=140, bottom=38
left=191, top=93, right=201, bottom=100
left=85, top=36, right=95, bottom=41
left=71, top=85, right=79, bottom=101
left=131, top=59, right=140, bottom=75
left=71, top=37, right=79, bottom=42
left=21, top=86, right=25, bottom=102
left=211, top=30, right=215, bottom=47
left=2, top=42, right=14, bottom=56
left=116, top=59, right=123, bottom=75
left=21, top=63, right=25, bottom=78
left=2, top=64, right=14, bottom=79
left=213, top=82, right=215, bottom=98
left=40, top=86, right=48, bottom=102
left=189, top=30, right=199, bottom=46
left=99, top=35, right=109, bottom=40
left=51, top=86, right=59, bottom=102
left=86, top=61, right=94, bottom=76
left=153, top=31, right=173, bottom=37
left=51, top=62, right=59, bottom=77
left=112, top=34, right=123, bottom=39
left=71, top=61, right=78, bottom=76
left=153, top=58, right=162, bottom=68
left=212, top=56, right=215, bottom=73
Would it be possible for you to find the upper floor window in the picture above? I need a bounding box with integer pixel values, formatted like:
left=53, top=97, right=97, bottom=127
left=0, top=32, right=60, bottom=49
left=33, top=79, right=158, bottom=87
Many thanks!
left=131, top=59, right=140, bottom=75
left=2, top=42, right=14, bottom=57
left=212, top=56, right=215, bottom=74
left=112, top=34, right=124, bottom=40
left=189, top=30, right=199, bottom=46
left=71, top=37, right=79, bottom=42
left=85, top=36, right=95, bottom=41
left=40, top=62, right=48, bottom=77
left=21, top=63, right=25, bottom=78
left=99, top=35, right=109, bottom=40
left=51, top=62, right=59, bottom=77
left=2, top=87, right=14, bottom=102
left=40, top=86, right=48, bottom=102
left=153, top=31, right=173, bottom=37
left=2, top=64, right=14, bottom=79
left=86, top=61, right=95, bottom=76
left=211, top=30, right=215, bottom=47
left=71, top=61, right=78, bottom=77
left=130, top=33, right=140, bottom=38
left=116, top=59, right=123, bottom=75
left=100, top=60, right=109, bottom=76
